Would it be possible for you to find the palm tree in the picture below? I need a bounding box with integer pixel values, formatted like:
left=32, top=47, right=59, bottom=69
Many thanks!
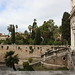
left=4, top=51, right=19, bottom=71
left=7, top=24, right=16, bottom=44
left=7, top=25, right=13, bottom=35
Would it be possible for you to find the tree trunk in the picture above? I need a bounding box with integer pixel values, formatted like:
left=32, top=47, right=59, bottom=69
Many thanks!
left=13, top=64, right=16, bottom=71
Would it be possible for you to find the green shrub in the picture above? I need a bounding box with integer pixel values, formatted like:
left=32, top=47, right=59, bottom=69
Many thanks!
left=29, top=46, right=33, bottom=50
left=29, top=39, right=35, bottom=45
left=29, top=46, right=34, bottom=53
left=28, top=58, right=33, bottom=63
left=48, top=40, right=54, bottom=45
left=54, top=41, right=62, bottom=45
left=23, top=62, right=29, bottom=69
left=22, top=62, right=34, bottom=71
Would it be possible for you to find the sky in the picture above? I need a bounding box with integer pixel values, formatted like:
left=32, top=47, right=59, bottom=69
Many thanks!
left=0, top=0, right=71, bottom=34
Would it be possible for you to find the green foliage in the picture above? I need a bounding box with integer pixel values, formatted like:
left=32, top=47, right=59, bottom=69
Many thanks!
left=29, top=39, right=35, bottom=45
left=4, top=38, right=11, bottom=44
left=53, top=41, right=62, bottom=45
left=61, top=12, right=70, bottom=45
left=28, top=25, right=32, bottom=32
left=0, top=40, right=6, bottom=44
left=23, top=62, right=29, bottom=69
left=6, top=19, right=64, bottom=45
left=29, top=46, right=33, bottom=50
left=24, top=30, right=29, bottom=38
left=16, top=39, right=23, bottom=45
left=11, top=25, right=15, bottom=44
left=31, top=19, right=38, bottom=40
left=35, top=28, right=41, bottom=45
left=4, top=51, right=19, bottom=71
left=28, top=58, right=33, bottom=63
left=39, top=19, right=56, bottom=44
left=15, top=33, right=29, bottom=45
left=7, top=25, right=15, bottom=44
left=29, top=46, right=34, bottom=53
left=4, top=51, right=14, bottom=58
left=47, top=40, right=54, bottom=45
left=20, top=62, right=34, bottom=71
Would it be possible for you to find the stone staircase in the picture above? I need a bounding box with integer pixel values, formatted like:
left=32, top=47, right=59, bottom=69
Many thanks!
left=41, top=47, right=69, bottom=59
left=40, top=47, right=75, bottom=70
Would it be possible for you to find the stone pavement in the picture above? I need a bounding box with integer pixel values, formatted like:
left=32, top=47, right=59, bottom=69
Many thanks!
left=0, top=71, right=75, bottom=75
left=0, top=65, right=75, bottom=75
left=0, top=65, right=13, bottom=71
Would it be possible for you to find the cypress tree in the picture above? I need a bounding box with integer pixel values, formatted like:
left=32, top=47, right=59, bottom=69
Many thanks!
left=61, top=12, right=70, bottom=45
left=11, top=25, right=15, bottom=44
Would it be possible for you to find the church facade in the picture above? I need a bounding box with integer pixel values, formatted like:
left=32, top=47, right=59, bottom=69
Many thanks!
left=70, top=0, right=75, bottom=50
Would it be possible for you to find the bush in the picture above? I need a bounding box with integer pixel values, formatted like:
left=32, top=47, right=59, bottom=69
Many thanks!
left=53, top=41, right=62, bottom=45
left=22, top=62, right=34, bottom=71
left=48, top=40, right=54, bottom=45
left=23, top=62, right=29, bottom=69
left=29, top=46, right=34, bottom=53
left=29, top=39, right=35, bottom=45
left=29, top=46, right=33, bottom=50
left=28, top=58, right=33, bottom=63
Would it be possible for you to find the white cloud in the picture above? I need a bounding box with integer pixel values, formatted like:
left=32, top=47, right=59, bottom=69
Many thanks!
left=0, top=0, right=70, bottom=34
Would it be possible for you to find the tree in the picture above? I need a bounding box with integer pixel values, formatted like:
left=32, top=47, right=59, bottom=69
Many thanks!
left=53, top=25, right=61, bottom=41
left=28, top=25, right=32, bottom=32
left=7, top=24, right=15, bottom=44
left=4, top=51, right=19, bottom=71
left=11, top=25, right=15, bottom=44
left=61, top=12, right=70, bottom=45
left=15, top=33, right=24, bottom=45
left=39, top=19, right=55, bottom=44
left=7, top=25, right=13, bottom=35
left=31, top=19, right=38, bottom=40
left=24, top=30, right=29, bottom=38
left=35, top=28, right=41, bottom=45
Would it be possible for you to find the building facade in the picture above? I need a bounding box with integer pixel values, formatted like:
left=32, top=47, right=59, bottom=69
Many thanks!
left=70, top=0, right=75, bottom=50
left=0, top=33, right=9, bottom=40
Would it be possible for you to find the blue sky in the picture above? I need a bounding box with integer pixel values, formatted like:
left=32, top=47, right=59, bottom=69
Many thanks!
left=0, top=0, right=70, bottom=34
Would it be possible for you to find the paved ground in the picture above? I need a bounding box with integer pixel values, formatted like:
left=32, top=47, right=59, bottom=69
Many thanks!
left=0, top=71, right=75, bottom=75
left=0, top=64, right=75, bottom=75
left=0, top=64, right=13, bottom=71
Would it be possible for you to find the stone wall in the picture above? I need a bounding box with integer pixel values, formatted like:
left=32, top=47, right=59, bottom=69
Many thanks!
left=45, top=55, right=67, bottom=66
left=0, top=45, right=51, bottom=63
left=0, top=45, right=72, bottom=70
